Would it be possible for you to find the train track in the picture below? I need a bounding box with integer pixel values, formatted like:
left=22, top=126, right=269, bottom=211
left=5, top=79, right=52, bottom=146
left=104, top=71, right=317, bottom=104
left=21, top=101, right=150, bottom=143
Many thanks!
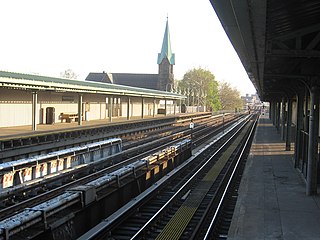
left=0, top=113, right=233, bottom=194
left=0, top=113, right=212, bottom=161
left=0, top=139, right=192, bottom=240
left=79, top=114, right=257, bottom=239
left=0, top=114, right=242, bottom=222
left=194, top=115, right=257, bottom=240
left=0, top=113, right=237, bottom=198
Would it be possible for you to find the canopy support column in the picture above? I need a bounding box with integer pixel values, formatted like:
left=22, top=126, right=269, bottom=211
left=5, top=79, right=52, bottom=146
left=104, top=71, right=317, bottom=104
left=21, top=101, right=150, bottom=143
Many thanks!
left=153, top=98, right=156, bottom=117
left=276, top=102, right=281, bottom=132
left=281, top=98, right=286, bottom=140
left=165, top=99, right=167, bottom=116
left=77, top=94, right=82, bottom=125
left=141, top=97, right=144, bottom=119
left=32, top=91, right=38, bottom=131
left=294, top=92, right=304, bottom=167
left=127, top=96, right=130, bottom=120
left=285, top=98, right=292, bottom=151
left=307, top=86, right=319, bottom=196
left=109, top=96, right=113, bottom=123
left=272, top=101, right=276, bottom=125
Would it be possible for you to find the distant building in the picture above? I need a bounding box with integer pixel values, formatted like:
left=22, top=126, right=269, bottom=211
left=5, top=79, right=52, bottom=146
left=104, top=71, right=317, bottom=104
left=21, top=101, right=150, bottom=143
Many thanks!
left=241, top=93, right=261, bottom=110
left=86, top=19, right=175, bottom=92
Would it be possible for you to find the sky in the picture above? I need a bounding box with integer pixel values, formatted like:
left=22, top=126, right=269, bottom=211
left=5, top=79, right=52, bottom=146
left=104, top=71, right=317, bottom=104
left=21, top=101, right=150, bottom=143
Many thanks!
left=0, top=0, right=256, bottom=95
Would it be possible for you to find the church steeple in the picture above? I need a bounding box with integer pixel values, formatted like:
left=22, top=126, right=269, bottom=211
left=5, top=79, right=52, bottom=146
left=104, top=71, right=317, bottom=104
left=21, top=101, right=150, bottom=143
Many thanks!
left=158, top=19, right=175, bottom=91
left=157, top=18, right=175, bottom=65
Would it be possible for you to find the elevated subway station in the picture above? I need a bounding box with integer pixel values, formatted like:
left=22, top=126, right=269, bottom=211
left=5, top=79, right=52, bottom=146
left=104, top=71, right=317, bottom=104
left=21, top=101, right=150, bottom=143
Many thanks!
left=210, top=1, right=320, bottom=239
left=1, top=1, right=320, bottom=237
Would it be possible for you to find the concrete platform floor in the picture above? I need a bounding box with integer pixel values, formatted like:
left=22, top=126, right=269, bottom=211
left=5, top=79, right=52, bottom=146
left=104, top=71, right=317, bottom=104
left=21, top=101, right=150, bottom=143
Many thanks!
left=228, top=115, right=320, bottom=240
left=0, top=114, right=172, bottom=139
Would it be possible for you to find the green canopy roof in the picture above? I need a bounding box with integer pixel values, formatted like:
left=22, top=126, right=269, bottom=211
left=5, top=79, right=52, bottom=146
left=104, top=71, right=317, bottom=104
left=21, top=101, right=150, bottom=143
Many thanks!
left=0, top=71, right=186, bottom=100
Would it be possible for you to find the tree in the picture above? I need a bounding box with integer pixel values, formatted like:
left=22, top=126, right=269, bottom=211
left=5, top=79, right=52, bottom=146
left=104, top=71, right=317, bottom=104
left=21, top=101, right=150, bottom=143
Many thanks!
left=177, top=68, right=221, bottom=111
left=60, top=69, right=78, bottom=79
left=218, top=81, right=243, bottom=111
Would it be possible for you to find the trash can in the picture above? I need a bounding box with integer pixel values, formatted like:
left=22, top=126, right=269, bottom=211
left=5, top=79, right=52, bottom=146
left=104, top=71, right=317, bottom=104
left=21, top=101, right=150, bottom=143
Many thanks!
left=46, top=107, right=55, bottom=124
left=181, top=104, right=186, bottom=113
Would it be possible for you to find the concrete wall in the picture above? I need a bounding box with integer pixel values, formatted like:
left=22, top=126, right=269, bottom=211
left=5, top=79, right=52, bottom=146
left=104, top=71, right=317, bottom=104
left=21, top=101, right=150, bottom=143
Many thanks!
left=0, top=89, right=33, bottom=127
left=0, top=103, right=32, bottom=127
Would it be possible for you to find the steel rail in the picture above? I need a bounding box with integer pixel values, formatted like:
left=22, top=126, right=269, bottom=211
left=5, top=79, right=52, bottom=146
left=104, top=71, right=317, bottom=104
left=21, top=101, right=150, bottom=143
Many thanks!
left=0, top=114, right=242, bottom=223
left=0, top=135, right=188, bottom=220
left=203, top=116, right=258, bottom=240
left=130, top=115, right=251, bottom=239
left=0, top=112, right=231, bottom=219
left=0, top=139, right=192, bottom=240
left=77, top=115, right=250, bottom=240
left=0, top=113, right=238, bottom=202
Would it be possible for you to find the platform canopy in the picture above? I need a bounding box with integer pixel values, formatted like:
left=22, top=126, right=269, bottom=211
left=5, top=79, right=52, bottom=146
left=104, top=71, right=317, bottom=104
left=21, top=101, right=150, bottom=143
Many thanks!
left=210, top=0, right=320, bottom=101
left=0, top=71, right=186, bottom=100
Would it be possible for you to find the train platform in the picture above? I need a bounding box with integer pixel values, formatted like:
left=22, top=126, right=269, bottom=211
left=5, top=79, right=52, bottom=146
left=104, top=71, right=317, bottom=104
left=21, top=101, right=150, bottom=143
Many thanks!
left=0, top=112, right=212, bottom=140
left=0, top=113, right=197, bottom=139
left=0, top=115, right=166, bottom=139
left=228, top=115, right=320, bottom=240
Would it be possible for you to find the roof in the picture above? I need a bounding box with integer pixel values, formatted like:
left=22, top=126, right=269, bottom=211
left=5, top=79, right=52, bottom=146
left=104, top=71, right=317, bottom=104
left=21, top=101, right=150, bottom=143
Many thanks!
left=111, top=73, right=159, bottom=90
left=210, top=0, right=320, bottom=101
left=0, top=71, right=186, bottom=100
left=85, top=72, right=112, bottom=84
left=157, top=19, right=175, bottom=65
left=86, top=72, right=159, bottom=90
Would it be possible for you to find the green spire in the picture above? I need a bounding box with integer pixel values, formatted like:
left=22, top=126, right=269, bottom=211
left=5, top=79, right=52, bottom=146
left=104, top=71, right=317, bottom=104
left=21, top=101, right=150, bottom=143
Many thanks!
left=157, top=19, right=175, bottom=65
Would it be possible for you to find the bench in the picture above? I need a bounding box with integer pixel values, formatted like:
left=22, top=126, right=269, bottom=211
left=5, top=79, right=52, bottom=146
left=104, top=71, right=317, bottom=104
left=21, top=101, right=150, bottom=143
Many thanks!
left=60, top=113, right=78, bottom=123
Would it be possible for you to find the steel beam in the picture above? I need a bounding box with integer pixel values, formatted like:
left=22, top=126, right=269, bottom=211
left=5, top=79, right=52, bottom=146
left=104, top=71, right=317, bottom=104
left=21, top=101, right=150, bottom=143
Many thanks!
left=281, top=98, right=286, bottom=140
left=32, top=92, right=38, bottom=131
left=127, top=97, right=130, bottom=120
left=294, top=92, right=304, bottom=167
left=165, top=99, right=167, bottom=116
left=272, top=101, right=276, bottom=125
left=276, top=101, right=281, bottom=132
left=269, top=102, right=272, bottom=120
left=285, top=98, right=292, bottom=150
left=306, top=86, right=319, bottom=196
left=109, top=96, right=113, bottom=123
left=153, top=98, right=156, bottom=117
left=141, top=97, right=144, bottom=119
left=78, top=94, right=83, bottom=126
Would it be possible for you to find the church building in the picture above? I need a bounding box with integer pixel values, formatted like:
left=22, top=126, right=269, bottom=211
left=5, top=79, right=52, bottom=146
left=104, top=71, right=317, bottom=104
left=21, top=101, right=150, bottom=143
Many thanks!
left=86, top=19, right=175, bottom=92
